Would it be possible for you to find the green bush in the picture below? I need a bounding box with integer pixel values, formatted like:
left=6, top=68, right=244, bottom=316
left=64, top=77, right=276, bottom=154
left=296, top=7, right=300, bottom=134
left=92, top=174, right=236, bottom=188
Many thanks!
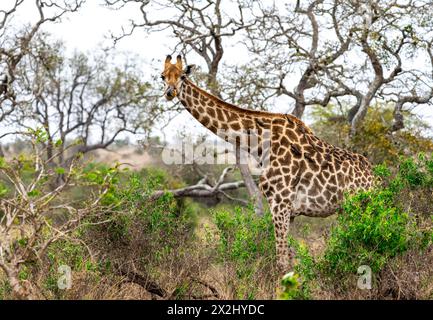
left=395, top=154, right=433, bottom=188
left=214, top=206, right=274, bottom=265
left=43, top=239, right=101, bottom=298
left=212, top=206, right=276, bottom=299
left=320, top=189, right=412, bottom=275
left=115, top=170, right=195, bottom=248
left=319, top=154, right=433, bottom=286
left=84, top=166, right=199, bottom=278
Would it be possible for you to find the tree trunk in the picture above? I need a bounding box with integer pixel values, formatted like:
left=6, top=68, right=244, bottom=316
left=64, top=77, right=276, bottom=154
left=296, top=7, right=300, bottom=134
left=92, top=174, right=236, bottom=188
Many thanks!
left=236, top=147, right=264, bottom=216
left=292, top=100, right=306, bottom=119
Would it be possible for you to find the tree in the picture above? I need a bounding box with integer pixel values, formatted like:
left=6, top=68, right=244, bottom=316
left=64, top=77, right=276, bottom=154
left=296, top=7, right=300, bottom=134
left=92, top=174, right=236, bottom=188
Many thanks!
left=3, top=35, right=162, bottom=167
left=0, top=0, right=85, bottom=160
left=240, top=0, right=433, bottom=134
left=309, top=103, right=433, bottom=164
left=0, top=0, right=85, bottom=122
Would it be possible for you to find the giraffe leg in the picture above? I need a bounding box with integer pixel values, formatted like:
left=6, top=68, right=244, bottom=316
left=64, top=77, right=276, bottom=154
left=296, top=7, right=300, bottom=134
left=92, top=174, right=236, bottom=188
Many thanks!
left=258, top=175, right=295, bottom=272
left=270, top=203, right=294, bottom=273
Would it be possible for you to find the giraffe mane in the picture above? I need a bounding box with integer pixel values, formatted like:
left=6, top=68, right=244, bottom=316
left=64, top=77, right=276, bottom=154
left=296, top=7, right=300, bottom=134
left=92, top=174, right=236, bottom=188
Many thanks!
left=184, top=79, right=313, bottom=134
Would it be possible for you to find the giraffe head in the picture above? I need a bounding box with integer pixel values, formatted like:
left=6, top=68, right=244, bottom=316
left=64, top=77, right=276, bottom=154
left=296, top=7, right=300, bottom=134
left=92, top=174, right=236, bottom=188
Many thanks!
left=161, top=55, right=195, bottom=101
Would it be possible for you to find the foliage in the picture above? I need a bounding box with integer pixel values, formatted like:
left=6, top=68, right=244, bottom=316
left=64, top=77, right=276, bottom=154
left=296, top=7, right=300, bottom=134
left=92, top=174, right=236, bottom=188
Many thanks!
left=0, top=131, right=118, bottom=299
left=0, top=279, right=11, bottom=300
left=394, top=154, right=433, bottom=189
left=43, top=239, right=102, bottom=298
left=214, top=206, right=274, bottom=264
left=279, top=272, right=301, bottom=300
left=3, top=143, right=433, bottom=299
left=212, top=206, right=276, bottom=299
left=320, top=189, right=412, bottom=275
left=318, top=154, right=433, bottom=289
left=310, top=105, right=433, bottom=165
left=98, top=167, right=195, bottom=248
left=80, top=165, right=202, bottom=292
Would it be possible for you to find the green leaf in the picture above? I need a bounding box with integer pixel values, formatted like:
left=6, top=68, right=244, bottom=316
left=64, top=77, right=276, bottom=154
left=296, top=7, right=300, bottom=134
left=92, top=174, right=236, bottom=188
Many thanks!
left=55, top=167, right=66, bottom=175
left=27, top=190, right=41, bottom=197
left=0, top=183, right=8, bottom=196
left=55, top=139, right=63, bottom=147
left=0, top=157, right=6, bottom=169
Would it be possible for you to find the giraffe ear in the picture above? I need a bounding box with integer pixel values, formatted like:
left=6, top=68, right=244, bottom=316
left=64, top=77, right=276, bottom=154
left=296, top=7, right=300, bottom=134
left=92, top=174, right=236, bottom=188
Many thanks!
left=164, top=55, right=172, bottom=68
left=176, top=55, right=183, bottom=70
left=184, top=64, right=196, bottom=76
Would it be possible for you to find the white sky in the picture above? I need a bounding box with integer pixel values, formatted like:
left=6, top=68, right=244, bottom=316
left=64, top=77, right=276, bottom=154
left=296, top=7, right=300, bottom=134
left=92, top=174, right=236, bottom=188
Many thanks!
left=4, top=0, right=433, bottom=142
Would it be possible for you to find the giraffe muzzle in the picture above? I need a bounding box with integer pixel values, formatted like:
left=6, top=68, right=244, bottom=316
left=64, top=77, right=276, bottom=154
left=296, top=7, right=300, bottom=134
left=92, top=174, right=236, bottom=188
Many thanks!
left=166, top=87, right=177, bottom=100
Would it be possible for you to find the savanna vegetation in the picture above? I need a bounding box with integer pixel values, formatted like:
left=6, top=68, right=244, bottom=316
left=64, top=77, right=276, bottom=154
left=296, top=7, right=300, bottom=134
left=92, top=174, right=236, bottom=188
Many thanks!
left=1, top=0, right=433, bottom=300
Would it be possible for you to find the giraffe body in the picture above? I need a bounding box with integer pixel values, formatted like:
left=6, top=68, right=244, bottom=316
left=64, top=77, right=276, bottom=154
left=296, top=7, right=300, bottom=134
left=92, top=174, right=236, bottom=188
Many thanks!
left=162, top=55, right=374, bottom=271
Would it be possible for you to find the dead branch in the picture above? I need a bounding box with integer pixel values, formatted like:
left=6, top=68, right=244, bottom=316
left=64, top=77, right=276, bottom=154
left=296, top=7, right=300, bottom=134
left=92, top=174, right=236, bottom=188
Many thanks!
left=150, top=166, right=245, bottom=202
left=116, top=264, right=168, bottom=298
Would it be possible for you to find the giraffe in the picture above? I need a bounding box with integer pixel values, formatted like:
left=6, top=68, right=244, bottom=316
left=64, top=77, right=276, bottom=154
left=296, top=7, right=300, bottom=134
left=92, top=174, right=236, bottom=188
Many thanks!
left=161, top=55, right=374, bottom=271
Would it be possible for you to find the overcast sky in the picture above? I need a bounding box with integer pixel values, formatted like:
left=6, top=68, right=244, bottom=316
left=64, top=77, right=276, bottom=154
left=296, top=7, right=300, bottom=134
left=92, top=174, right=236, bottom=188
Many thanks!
left=6, top=0, right=433, bottom=142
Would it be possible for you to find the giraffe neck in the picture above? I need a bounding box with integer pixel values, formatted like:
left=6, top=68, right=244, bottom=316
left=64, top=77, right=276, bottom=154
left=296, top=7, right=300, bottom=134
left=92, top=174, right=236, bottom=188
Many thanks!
left=178, top=79, right=270, bottom=163
left=177, top=78, right=321, bottom=169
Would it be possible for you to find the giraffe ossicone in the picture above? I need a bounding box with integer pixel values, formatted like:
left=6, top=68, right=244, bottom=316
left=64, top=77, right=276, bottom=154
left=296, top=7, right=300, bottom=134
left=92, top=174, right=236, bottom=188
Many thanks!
left=161, top=55, right=374, bottom=272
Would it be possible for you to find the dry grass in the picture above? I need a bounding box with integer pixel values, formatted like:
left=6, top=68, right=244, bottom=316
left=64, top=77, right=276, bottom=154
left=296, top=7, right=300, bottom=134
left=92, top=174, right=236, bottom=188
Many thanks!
left=62, top=272, right=153, bottom=300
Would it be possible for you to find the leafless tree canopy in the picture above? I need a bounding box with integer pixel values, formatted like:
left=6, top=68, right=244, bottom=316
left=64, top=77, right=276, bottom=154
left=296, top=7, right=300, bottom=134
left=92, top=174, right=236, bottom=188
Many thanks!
left=241, top=0, right=433, bottom=133
left=0, top=1, right=165, bottom=165
left=0, top=0, right=85, bottom=122
left=7, top=35, right=161, bottom=166
left=107, top=0, right=257, bottom=93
